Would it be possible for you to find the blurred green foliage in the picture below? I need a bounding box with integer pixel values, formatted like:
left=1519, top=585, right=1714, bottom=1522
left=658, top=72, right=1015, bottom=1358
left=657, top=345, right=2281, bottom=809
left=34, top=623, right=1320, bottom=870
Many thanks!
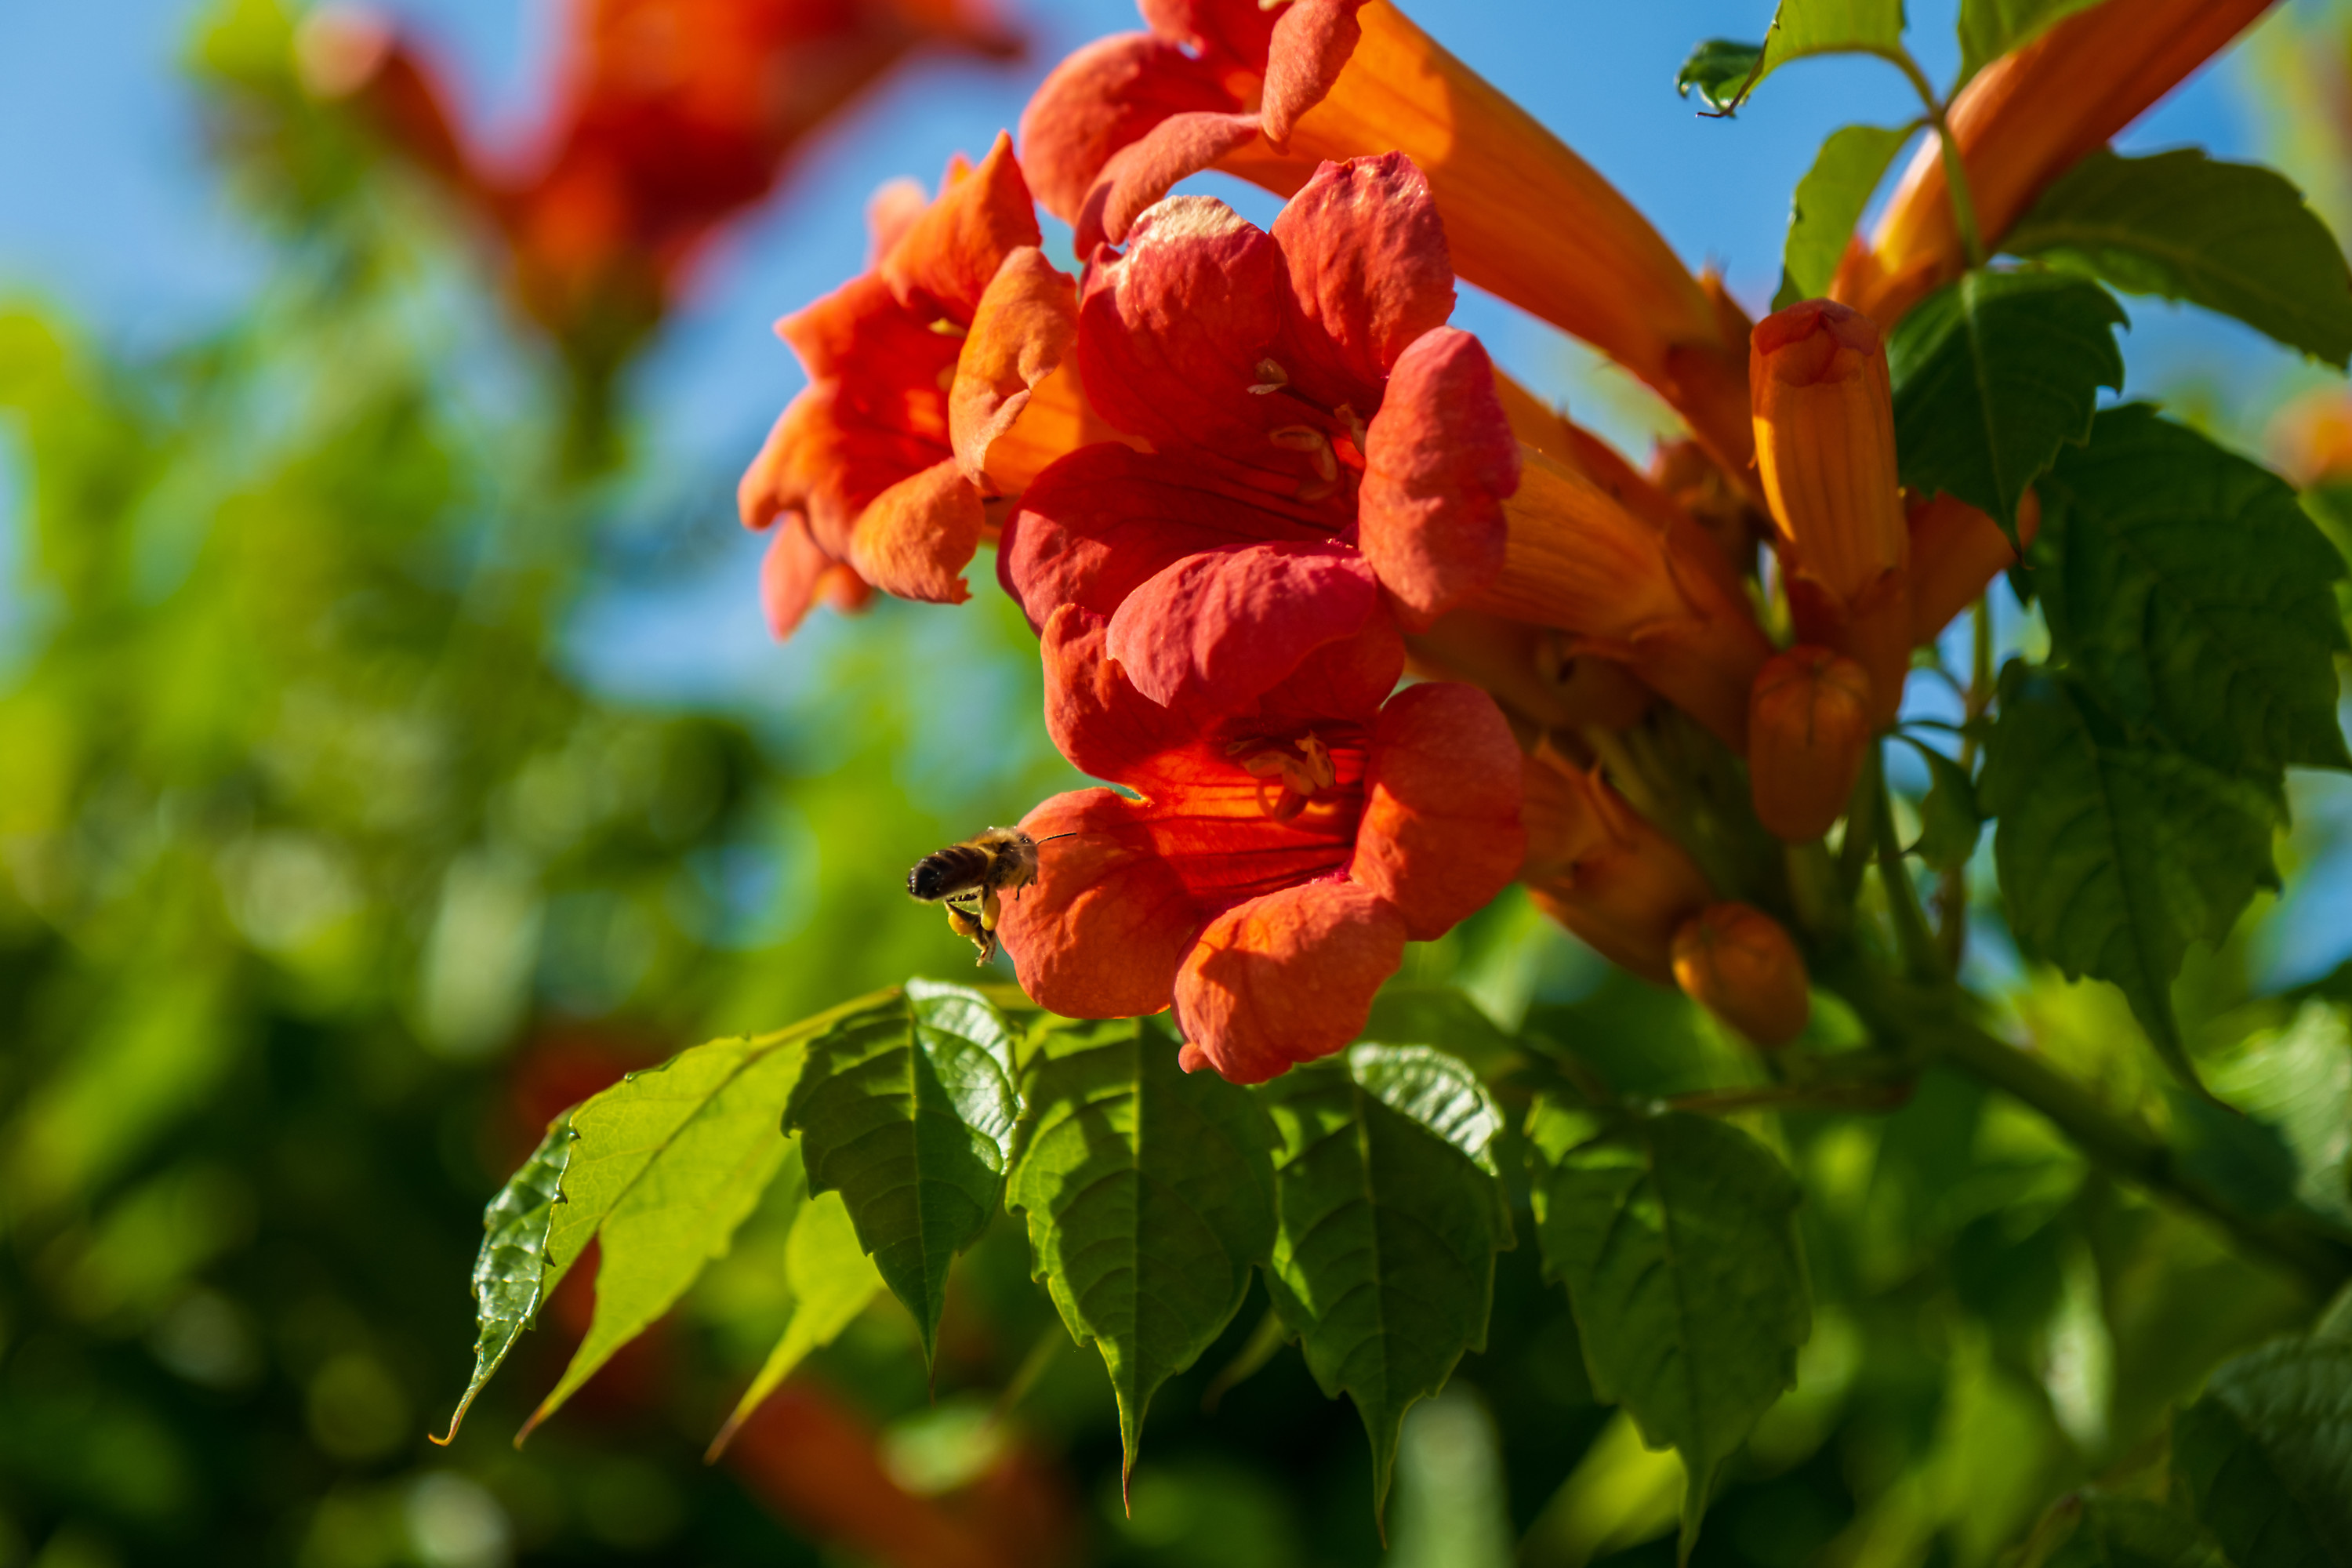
left=2, top=3, right=2349, bottom=1566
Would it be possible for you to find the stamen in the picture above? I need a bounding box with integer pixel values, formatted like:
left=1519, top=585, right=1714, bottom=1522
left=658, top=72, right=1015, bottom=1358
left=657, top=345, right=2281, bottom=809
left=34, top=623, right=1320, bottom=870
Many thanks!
left=1268, top=425, right=1340, bottom=482
left=927, top=320, right=970, bottom=339
left=1247, top=358, right=1290, bottom=395
left=1332, top=403, right=1370, bottom=450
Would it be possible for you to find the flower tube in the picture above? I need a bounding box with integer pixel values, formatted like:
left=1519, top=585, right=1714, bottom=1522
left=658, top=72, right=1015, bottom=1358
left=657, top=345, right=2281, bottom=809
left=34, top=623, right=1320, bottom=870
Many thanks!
left=1018, top=0, right=1754, bottom=472
left=1905, top=490, right=2039, bottom=645
left=1748, top=648, right=1871, bottom=842
left=1751, top=299, right=1911, bottom=726
left=1520, top=743, right=1714, bottom=982
left=1834, top=0, right=2277, bottom=328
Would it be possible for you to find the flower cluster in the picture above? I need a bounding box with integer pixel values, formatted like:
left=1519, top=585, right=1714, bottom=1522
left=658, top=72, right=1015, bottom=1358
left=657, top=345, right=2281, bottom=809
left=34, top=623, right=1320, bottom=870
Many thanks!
left=299, top=0, right=1018, bottom=358
left=735, top=0, right=2251, bottom=1079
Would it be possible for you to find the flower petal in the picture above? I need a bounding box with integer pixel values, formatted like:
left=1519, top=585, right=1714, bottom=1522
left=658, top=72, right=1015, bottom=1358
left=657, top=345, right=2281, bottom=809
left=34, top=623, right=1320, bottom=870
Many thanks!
left=1080, top=111, right=1269, bottom=254
left=1174, top=882, right=1406, bottom=1083
left=1105, top=541, right=1383, bottom=712
left=949, top=246, right=1082, bottom=493
left=1358, top=326, right=1518, bottom=627
left=1271, top=151, right=1454, bottom=406
left=1018, top=33, right=1238, bottom=227
left=1040, top=604, right=1200, bottom=780
left=1260, top=0, right=1368, bottom=150
left=1077, top=195, right=1289, bottom=456
left=1138, top=0, right=1279, bottom=67
left=997, top=444, right=1338, bottom=628
left=1000, top=788, right=1203, bottom=1019
left=757, top=514, right=840, bottom=640
left=844, top=458, right=987, bottom=604
left=1350, top=682, right=1525, bottom=940
left=877, top=131, right=1044, bottom=324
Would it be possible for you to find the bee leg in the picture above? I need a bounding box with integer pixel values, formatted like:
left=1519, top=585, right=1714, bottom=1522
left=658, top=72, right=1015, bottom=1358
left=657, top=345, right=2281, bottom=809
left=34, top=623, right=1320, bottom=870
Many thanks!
left=946, top=902, right=988, bottom=959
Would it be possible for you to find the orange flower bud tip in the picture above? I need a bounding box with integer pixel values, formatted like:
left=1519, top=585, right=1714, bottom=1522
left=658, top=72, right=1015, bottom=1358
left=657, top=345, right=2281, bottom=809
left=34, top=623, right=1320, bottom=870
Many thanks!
left=1671, top=903, right=1810, bottom=1048
left=1752, top=299, right=1883, bottom=388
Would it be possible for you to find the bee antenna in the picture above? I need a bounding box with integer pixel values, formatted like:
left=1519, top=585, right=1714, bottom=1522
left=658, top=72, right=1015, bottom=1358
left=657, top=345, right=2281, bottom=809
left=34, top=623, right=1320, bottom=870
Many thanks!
left=1036, top=832, right=1083, bottom=844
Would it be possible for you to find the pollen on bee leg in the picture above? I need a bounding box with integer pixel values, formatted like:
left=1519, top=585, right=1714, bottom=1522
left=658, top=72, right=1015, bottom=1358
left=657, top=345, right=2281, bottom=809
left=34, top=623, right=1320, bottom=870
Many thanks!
left=981, top=885, right=1002, bottom=930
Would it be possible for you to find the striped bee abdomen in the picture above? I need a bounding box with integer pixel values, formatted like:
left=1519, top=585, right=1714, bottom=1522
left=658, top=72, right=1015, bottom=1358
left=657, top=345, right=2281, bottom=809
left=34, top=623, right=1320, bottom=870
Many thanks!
left=908, top=843, right=992, bottom=902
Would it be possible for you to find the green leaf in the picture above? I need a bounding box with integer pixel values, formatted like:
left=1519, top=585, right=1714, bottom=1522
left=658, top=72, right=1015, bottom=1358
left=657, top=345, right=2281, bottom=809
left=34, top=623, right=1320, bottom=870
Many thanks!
left=1889, top=269, right=2127, bottom=539
left=707, top=1152, right=885, bottom=1460
left=2005, top=149, right=2352, bottom=368
left=2173, top=1334, right=2352, bottom=1566
left=523, top=1033, right=809, bottom=1436
left=434, top=1114, right=574, bottom=1445
left=1675, top=40, right=1765, bottom=115
left=1686, top=0, right=1906, bottom=115
left=1256, top=1044, right=1513, bottom=1520
left=2208, top=1004, right=2352, bottom=1226
left=1778, top=123, right=1917, bottom=309
left=1980, top=666, right=2282, bottom=1079
left=1527, top=1102, right=1809, bottom=1563
left=1004, top=1014, right=1276, bottom=1479
left=2029, top=1496, right=2234, bottom=1568
left=1955, top=0, right=2105, bottom=87
left=1896, top=733, right=1984, bottom=872
left=2034, top=405, right=2350, bottom=777
left=784, top=979, right=1020, bottom=1363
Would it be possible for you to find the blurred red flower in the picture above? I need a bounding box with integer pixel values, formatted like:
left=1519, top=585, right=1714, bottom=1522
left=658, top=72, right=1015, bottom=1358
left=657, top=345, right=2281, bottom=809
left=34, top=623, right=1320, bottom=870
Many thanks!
left=306, top=0, right=1018, bottom=353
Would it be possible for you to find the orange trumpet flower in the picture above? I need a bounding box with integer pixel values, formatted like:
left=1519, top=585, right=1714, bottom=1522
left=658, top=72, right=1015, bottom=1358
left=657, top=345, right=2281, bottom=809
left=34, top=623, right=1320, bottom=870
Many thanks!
left=1751, top=299, right=1911, bottom=726
left=1671, top=903, right=1811, bottom=1047
left=1834, top=0, right=2277, bottom=328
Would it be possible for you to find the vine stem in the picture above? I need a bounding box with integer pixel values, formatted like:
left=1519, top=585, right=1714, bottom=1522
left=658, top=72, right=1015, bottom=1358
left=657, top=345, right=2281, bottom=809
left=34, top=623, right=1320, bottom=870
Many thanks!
left=1872, top=751, right=1946, bottom=982
left=1878, top=46, right=1988, bottom=268
left=1842, top=975, right=2352, bottom=1294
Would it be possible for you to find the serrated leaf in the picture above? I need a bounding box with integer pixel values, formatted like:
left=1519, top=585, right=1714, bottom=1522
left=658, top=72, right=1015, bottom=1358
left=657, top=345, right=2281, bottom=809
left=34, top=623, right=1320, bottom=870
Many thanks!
left=708, top=1150, right=884, bottom=1459
left=434, top=1114, right=574, bottom=1444
left=2031, top=1496, right=2234, bottom=1568
left=1682, top=0, right=1905, bottom=115
left=1526, top=1102, right=1809, bottom=1563
left=2172, top=1334, right=2352, bottom=1566
left=1256, top=1044, right=1513, bottom=1520
left=2006, top=149, right=2352, bottom=368
left=784, top=979, right=1019, bottom=1363
left=523, top=1033, right=809, bottom=1436
left=1896, top=733, right=1984, bottom=871
left=2036, top=405, right=2350, bottom=776
left=1980, top=667, right=2282, bottom=1080
left=1890, top=269, right=2127, bottom=538
left=1005, top=1014, right=1276, bottom=1479
left=1779, top=123, right=1916, bottom=308
left=1955, top=0, right=2105, bottom=87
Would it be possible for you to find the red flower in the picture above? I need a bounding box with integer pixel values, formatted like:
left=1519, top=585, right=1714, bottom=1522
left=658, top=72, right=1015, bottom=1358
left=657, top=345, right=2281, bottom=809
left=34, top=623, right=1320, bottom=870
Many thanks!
left=1000, top=153, right=1522, bottom=709
left=1016, top=0, right=1754, bottom=474
left=305, top=0, right=1019, bottom=349
left=738, top=134, right=1115, bottom=637
left=996, top=608, right=1523, bottom=1083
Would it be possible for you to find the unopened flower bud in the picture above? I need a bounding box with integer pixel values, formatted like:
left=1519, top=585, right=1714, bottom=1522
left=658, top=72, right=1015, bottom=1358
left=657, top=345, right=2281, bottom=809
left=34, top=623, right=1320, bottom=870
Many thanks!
left=1907, top=490, right=2040, bottom=644
left=1521, top=746, right=1713, bottom=983
left=1671, top=903, right=1810, bottom=1047
left=1748, top=648, right=1872, bottom=842
left=1751, top=299, right=1912, bottom=724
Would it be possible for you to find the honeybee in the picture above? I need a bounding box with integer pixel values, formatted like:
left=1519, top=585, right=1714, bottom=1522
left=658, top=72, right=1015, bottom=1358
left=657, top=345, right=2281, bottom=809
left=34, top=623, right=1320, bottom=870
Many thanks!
left=906, top=826, right=1065, bottom=965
